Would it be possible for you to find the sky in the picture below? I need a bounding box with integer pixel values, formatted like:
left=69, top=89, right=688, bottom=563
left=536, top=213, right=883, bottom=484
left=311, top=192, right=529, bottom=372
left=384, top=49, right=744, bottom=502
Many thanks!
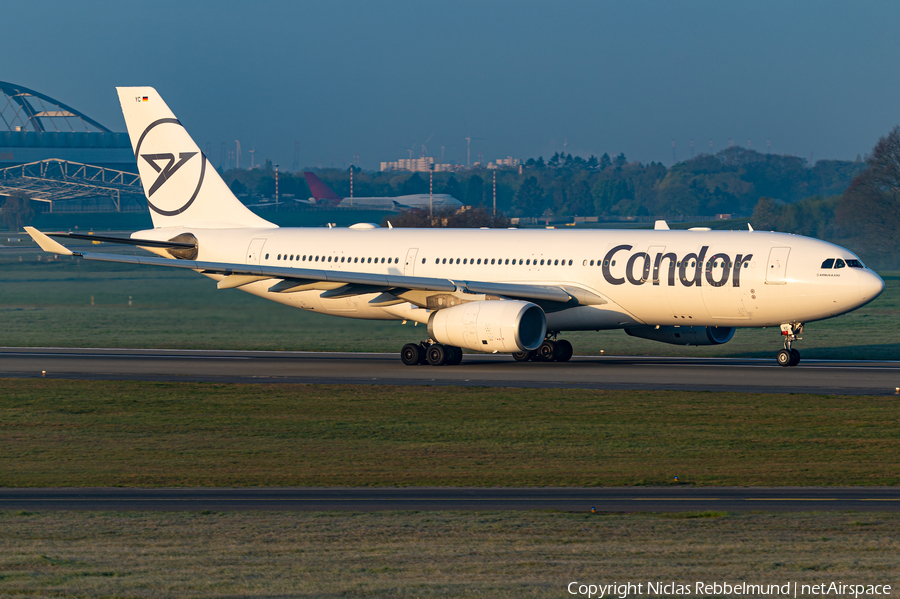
left=5, top=0, right=900, bottom=170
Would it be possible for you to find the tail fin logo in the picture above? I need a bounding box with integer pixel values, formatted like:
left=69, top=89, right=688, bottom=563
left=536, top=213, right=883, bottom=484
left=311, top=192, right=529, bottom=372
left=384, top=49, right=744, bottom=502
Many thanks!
left=134, top=118, right=207, bottom=216
left=141, top=152, right=197, bottom=196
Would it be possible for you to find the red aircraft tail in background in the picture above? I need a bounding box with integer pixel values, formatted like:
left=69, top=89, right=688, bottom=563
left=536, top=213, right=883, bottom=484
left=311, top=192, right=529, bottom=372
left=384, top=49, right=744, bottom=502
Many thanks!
left=304, top=172, right=343, bottom=205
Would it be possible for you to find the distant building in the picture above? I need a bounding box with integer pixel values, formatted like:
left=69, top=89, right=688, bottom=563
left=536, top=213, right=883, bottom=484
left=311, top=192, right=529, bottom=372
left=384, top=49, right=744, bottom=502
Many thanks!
left=380, top=157, right=458, bottom=172
left=487, top=156, right=520, bottom=169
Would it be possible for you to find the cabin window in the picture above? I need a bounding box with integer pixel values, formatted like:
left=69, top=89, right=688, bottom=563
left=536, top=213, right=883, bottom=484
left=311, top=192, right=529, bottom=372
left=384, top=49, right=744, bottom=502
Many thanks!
left=568, top=260, right=572, bottom=265
left=387, top=258, right=391, bottom=264
left=477, top=259, right=481, bottom=264
left=421, top=258, right=425, bottom=264
left=277, top=254, right=281, bottom=260
left=463, top=259, right=467, bottom=264
left=265, top=254, right=269, bottom=260
left=611, top=260, right=616, bottom=266
left=519, top=259, right=524, bottom=265
left=540, top=259, right=545, bottom=265
left=313, top=256, right=318, bottom=262
left=442, top=258, right=447, bottom=264
left=491, top=259, right=495, bottom=265
left=553, top=259, right=558, bottom=266
left=834, top=258, right=846, bottom=268
left=381, top=258, right=385, bottom=263
left=367, top=257, right=372, bottom=263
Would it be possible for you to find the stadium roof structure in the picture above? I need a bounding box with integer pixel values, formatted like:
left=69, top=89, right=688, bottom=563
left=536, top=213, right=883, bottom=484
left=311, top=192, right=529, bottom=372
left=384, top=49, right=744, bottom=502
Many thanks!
left=0, top=82, right=143, bottom=211
left=0, top=159, right=143, bottom=212
left=0, top=80, right=111, bottom=133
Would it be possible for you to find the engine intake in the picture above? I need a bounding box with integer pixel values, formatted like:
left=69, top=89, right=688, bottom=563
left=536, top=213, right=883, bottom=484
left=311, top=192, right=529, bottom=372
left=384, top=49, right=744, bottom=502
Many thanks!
left=625, top=325, right=735, bottom=346
left=427, top=300, right=546, bottom=353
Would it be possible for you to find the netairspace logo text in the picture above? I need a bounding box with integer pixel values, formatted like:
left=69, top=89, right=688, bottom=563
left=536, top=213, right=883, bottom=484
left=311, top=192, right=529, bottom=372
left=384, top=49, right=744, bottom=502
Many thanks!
left=567, top=581, right=892, bottom=598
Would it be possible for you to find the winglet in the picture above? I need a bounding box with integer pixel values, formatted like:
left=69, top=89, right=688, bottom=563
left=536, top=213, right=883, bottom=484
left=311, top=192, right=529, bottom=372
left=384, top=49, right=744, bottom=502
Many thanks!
left=748, top=223, right=754, bottom=232
left=24, top=226, right=75, bottom=255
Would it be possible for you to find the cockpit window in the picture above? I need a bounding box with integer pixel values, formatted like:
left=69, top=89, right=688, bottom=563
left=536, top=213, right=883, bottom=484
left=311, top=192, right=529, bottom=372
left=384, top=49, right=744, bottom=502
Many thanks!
left=821, top=259, right=835, bottom=269
left=834, top=258, right=846, bottom=269
left=846, top=259, right=864, bottom=268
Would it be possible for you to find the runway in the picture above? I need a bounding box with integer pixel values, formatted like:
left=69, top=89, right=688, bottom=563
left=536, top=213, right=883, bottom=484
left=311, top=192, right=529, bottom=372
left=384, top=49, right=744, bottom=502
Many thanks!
left=1, top=347, right=899, bottom=394
left=1, top=487, right=898, bottom=512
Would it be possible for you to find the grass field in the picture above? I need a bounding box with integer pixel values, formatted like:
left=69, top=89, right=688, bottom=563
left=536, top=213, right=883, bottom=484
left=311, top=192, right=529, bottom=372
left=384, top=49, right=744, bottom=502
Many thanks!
left=2, top=380, right=899, bottom=487
left=1, top=243, right=898, bottom=358
left=0, top=510, right=896, bottom=598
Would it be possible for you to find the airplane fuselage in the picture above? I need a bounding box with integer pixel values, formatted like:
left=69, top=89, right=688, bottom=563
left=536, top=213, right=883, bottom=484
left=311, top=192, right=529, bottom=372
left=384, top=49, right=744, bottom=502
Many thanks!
left=136, top=225, right=884, bottom=331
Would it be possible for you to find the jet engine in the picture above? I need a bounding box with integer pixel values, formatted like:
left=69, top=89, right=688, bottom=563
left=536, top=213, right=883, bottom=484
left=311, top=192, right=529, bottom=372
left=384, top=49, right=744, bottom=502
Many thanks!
left=427, top=300, right=546, bottom=353
left=624, top=325, right=735, bottom=346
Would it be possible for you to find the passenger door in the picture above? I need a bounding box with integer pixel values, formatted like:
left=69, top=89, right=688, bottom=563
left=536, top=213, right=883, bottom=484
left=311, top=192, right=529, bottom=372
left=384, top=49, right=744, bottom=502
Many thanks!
left=766, top=247, right=791, bottom=284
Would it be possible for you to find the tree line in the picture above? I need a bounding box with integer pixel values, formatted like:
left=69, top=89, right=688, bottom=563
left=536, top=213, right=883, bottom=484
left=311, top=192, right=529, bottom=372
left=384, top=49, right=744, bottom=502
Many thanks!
left=222, top=149, right=865, bottom=222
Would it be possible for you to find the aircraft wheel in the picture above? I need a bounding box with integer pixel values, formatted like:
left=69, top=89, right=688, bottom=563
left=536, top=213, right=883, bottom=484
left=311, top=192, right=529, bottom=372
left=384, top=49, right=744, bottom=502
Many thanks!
left=446, top=346, right=464, bottom=365
left=426, top=344, right=448, bottom=366
left=555, top=339, right=573, bottom=362
left=537, top=340, right=557, bottom=361
left=789, top=348, right=801, bottom=366
left=776, top=349, right=793, bottom=367
left=401, top=343, right=422, bottom=366
left=512, top=350, right=534, bottom=362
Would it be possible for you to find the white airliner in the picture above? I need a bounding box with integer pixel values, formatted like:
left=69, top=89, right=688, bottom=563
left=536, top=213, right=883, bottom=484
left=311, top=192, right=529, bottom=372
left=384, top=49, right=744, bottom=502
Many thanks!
left=302, top=171, right=462, bottom=211
left=26, top=87, right=885, bottom=367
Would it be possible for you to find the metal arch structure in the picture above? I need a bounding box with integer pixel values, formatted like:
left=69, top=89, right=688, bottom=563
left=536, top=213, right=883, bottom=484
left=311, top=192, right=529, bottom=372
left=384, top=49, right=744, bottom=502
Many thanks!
left=0, top=159, right=143, bottom=212
left=0, top=81, right=112, bottom=133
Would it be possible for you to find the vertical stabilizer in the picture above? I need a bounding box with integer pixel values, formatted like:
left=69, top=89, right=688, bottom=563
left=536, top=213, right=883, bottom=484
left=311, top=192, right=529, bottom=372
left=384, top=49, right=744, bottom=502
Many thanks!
left=117, top=87, right=275, bottom=229
left=303, top=171, right=344, bottom=204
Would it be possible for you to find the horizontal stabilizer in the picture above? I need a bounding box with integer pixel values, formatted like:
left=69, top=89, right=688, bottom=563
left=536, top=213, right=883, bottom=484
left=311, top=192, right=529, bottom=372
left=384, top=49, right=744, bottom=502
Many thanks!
left=24, top=227, right=74, bottom=255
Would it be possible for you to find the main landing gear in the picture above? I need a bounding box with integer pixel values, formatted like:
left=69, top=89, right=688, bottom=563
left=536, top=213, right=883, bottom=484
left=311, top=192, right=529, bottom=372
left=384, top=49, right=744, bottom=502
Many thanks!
left=512, top=336, right=574, bottom=363
left=399, top=335, right=575, bottom=366
left=401, top=341, right=463, bottom=366
left=776, top=323, right=803, bottom=367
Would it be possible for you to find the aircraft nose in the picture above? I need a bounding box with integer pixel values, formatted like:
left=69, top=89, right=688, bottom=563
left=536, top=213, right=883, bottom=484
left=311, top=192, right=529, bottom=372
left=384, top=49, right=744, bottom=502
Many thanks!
left=859, top=270, right=885, bottom=303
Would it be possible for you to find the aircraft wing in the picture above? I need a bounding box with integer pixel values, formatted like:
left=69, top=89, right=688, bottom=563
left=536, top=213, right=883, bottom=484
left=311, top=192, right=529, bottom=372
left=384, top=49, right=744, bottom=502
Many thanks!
left=25, top=227, right=576, bottom=305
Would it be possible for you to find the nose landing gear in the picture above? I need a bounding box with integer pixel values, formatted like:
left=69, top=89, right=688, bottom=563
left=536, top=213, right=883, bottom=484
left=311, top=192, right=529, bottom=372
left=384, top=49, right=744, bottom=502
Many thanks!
left=776, top=323, right=803, bottom=367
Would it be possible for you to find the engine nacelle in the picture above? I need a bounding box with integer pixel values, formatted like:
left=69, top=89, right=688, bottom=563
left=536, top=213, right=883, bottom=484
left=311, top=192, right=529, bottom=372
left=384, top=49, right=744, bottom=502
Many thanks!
left=624, top=325, right=735, bottom=346
left=427, top=300, right=546, bottom=353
